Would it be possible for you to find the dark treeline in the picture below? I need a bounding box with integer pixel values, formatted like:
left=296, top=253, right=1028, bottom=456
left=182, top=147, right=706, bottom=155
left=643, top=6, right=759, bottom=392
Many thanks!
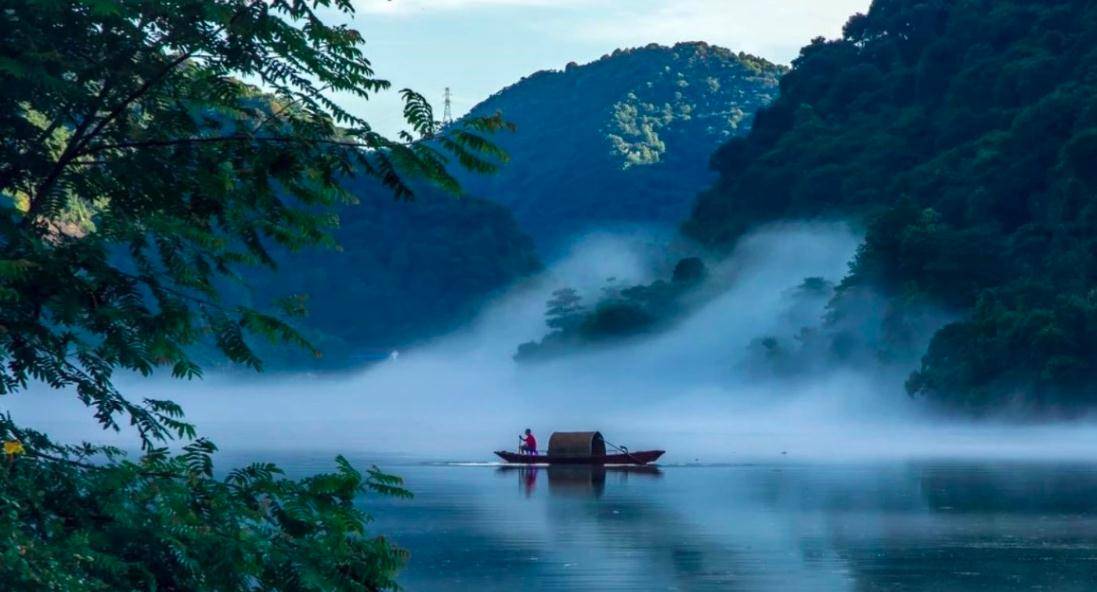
left=241, top=177, right=540, bottom=368
left=515, top=258, right=707, bottom=361
left=685, top=0, right=1097, bottom=413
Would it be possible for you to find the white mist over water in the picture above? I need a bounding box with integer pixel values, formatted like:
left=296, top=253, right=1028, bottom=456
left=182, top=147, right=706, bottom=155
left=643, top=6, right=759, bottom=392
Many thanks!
left=10, top=223, right=1097, bottom=462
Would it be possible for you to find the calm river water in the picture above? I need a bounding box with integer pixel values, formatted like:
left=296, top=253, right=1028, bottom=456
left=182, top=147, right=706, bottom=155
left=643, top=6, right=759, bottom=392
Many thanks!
left=228, top=454, right=1097, bottom=591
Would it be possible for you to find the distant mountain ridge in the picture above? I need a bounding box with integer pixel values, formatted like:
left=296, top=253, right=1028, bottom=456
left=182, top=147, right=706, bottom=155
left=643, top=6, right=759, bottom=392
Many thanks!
left=458, top=42, right=785, bottom=250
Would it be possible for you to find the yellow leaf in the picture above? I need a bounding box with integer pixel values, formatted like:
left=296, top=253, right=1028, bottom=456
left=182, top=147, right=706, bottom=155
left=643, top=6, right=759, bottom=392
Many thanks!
left=4, top=440, right=25, bottom=456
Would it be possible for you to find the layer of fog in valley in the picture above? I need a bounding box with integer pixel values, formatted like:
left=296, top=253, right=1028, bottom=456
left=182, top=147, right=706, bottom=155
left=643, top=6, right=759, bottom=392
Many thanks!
left=11, top=223, right=1097, bottom=463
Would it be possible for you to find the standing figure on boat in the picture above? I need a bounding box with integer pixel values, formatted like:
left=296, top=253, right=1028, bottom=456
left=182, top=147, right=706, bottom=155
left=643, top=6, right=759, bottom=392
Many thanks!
left=520, top=428, right=538, bottom=455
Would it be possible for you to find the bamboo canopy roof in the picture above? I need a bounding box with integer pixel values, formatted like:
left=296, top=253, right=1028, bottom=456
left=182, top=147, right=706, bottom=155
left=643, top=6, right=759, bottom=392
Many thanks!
left=548, top=431, right=606, bottom=457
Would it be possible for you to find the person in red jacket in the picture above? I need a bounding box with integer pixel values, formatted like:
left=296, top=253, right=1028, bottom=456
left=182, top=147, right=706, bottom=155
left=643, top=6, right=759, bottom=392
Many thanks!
left=520, top=429, right=538, bottom=455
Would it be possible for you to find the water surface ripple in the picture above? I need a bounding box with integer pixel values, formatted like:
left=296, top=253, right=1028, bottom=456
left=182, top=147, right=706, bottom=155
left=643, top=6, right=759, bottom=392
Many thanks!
left=296, top=460, right=1097, bottom=591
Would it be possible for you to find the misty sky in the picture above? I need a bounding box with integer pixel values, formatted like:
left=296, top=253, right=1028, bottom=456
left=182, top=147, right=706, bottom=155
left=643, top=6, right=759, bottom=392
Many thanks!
left=323, top=0, right=872, bottom=136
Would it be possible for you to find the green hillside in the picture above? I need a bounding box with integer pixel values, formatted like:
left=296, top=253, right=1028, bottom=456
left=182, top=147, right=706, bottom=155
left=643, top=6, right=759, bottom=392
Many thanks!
left=241, top=43, right=784, bottom=366
left=245, top=178, right=540, bottom=367
left=460, top=42, right=784, bottom=250
left=685, top=0, right=1097, bottom=412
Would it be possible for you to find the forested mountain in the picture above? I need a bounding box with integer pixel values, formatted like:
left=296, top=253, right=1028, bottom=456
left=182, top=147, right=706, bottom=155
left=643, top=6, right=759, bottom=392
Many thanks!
left=246, top=42, right=782, bottom=366
left=458, top=42, right=784, bottom=250
left=685, top=0, right=1097, bottom=412
left=244, top=178, right=540, bottom=367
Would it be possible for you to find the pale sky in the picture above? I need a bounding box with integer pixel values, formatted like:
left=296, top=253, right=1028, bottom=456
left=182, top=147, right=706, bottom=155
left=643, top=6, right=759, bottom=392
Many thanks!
left=321, top=0, right=873, bottom=136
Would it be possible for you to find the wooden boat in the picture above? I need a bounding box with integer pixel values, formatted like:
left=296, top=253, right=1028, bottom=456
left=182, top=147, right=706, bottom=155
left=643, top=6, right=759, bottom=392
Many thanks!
left=494, top=449, right=664, bottom=465
left=495, top=431, right=664, bottom=466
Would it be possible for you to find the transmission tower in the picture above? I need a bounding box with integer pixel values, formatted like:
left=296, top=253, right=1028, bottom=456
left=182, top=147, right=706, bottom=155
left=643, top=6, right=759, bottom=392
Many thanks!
left=440, top=87, right=454, bottom=128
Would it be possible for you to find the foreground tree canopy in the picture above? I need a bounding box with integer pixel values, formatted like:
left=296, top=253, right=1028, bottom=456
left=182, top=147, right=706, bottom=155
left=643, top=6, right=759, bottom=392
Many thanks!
left=685, top=0, right=1097, bottom=413
left=0, top=0, right=507, bottom=588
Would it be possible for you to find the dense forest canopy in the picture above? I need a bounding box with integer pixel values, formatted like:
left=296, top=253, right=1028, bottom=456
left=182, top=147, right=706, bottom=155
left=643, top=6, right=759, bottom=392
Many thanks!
left=244, top=178, right=540, bottom=367
left=685, top=0, right=1097, bottom=412
left=459, top=42, right=785, bottom=250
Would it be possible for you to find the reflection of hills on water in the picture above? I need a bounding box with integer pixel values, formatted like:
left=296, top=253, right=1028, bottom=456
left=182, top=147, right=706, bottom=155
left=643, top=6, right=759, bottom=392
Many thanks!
left=373, top=463, right=1097, bottom=591
left=534, top=463, right=1097, bottom=591
left=541, top=482, right=757, bottom=590
left=821, top=464, right=1097, bottom=592
left=496, top=464, right=766, bottom=590
left=914, top=463, right=1097, bottom=514
left=696, top=462, right=1097, bottom=591
left=411, top=466, right=742, bottom=590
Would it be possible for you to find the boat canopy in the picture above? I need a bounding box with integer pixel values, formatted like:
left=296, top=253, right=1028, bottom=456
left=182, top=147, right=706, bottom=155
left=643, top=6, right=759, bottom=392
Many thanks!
left=548, top=431, right=606, bottom=458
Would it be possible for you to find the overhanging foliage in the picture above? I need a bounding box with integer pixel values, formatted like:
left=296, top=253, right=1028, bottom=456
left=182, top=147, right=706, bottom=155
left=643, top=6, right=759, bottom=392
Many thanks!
left=0, top=0, right=510, bottom=587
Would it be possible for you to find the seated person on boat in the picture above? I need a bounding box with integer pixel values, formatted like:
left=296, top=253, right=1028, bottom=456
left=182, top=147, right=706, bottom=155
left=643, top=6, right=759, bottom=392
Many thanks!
left=520, top=428, right=538, bottom=455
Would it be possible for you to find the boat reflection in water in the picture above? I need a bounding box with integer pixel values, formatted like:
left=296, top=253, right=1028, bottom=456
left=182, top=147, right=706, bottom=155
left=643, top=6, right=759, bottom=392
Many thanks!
left=497, top=464, right=662, bottom=498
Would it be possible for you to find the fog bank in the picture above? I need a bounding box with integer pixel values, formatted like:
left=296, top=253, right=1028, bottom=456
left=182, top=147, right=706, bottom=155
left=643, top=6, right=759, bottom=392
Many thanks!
left=10, top=223, right=1097, bottom=463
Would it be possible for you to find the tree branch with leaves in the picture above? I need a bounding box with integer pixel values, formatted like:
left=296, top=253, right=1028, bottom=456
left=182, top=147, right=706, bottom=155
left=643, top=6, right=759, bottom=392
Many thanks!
left=0, top=0, right=510, bottom=589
